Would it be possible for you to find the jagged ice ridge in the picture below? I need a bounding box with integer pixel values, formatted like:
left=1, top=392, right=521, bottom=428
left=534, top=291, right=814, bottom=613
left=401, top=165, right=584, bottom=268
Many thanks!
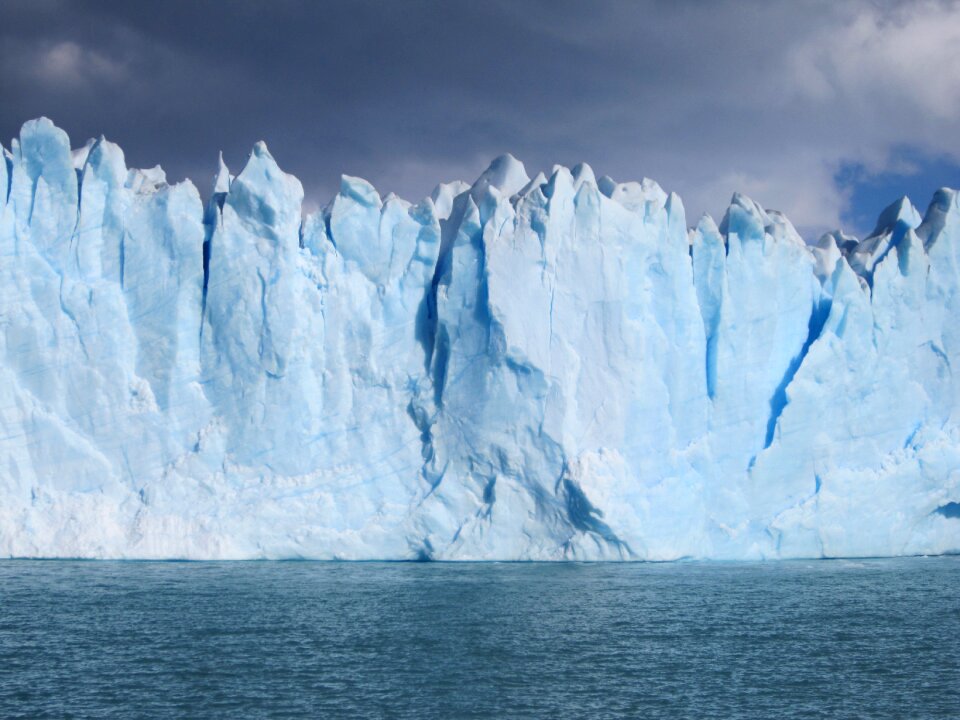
left=1, top=117, right=958, bottom=560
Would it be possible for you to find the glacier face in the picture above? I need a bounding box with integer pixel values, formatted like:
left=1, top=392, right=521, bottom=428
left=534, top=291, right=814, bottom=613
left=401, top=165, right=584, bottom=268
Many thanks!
left=0, top=118, right=958, bottom=560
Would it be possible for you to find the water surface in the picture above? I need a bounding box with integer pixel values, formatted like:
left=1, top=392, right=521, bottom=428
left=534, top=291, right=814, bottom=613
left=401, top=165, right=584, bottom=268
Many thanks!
left=1, top=558, right=958, bottom=718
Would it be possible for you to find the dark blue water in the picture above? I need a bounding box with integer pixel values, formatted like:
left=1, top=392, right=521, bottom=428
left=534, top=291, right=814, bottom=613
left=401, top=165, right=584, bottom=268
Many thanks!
left=1, top=558, right=958, bottom=719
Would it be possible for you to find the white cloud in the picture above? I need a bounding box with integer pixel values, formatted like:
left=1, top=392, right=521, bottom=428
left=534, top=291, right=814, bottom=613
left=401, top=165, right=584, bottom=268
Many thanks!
left=789, top=2, right=960, bottom=121
left=667, top=1, right=960, bottom=233
left=783, top=0, right=960, bottom=168
left=33, top=40, right=127, bottom=89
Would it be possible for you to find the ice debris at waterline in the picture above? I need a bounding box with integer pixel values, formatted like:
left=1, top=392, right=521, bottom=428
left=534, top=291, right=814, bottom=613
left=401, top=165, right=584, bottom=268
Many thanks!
left=0, top=117, right=958, bottom=560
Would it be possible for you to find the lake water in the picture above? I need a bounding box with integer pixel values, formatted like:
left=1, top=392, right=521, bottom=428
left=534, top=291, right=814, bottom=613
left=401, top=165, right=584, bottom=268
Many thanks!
left=1, top=558, right=958, bottom=718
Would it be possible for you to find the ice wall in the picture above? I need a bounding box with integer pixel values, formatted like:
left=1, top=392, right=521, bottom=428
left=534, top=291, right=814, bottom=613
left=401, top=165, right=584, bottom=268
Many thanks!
left=0, top=118, right=957, bottom=559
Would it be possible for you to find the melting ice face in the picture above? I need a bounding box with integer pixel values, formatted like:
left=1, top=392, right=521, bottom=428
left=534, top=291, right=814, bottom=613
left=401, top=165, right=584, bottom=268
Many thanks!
left=0, top=117, right=958, bottom=560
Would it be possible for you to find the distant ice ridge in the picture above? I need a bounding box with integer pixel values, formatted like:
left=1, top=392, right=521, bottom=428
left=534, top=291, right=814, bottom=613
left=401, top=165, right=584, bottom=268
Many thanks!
left=0, top=118, right=958, bottom=560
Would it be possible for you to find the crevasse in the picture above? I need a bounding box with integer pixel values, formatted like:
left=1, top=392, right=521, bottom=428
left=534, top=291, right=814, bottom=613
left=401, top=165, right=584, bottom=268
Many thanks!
left=0, top=117, right=958, bottom=560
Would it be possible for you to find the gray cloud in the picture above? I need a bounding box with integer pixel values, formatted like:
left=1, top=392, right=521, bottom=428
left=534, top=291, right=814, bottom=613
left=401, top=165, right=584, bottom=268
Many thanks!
left=2, top=0, right=959, bottom=235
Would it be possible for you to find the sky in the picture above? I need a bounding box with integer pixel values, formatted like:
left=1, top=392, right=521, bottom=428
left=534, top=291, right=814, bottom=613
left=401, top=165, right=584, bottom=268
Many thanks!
left=2, top=0, right=959, bottom=239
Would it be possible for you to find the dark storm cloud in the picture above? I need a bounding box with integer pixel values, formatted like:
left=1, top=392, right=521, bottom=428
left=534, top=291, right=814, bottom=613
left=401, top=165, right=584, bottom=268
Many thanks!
left=2, top=0, right=959, bottom=234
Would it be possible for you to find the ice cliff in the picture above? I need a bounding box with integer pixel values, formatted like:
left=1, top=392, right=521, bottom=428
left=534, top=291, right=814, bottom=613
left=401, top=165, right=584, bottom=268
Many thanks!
left=1, top=118, right=958, bottom=560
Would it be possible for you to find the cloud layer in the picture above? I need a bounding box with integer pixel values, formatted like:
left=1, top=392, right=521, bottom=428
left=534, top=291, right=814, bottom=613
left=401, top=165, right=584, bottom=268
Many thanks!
left=2, top=0, right=959, bottom=236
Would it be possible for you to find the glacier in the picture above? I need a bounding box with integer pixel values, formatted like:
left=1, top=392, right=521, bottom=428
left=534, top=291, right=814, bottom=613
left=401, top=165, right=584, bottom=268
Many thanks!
left=0, top=117, right=958, bottom=560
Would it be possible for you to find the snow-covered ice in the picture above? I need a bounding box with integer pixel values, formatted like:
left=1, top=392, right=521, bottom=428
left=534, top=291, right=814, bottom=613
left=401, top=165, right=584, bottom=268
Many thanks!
left=0, top=117, right=958, bottom=559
